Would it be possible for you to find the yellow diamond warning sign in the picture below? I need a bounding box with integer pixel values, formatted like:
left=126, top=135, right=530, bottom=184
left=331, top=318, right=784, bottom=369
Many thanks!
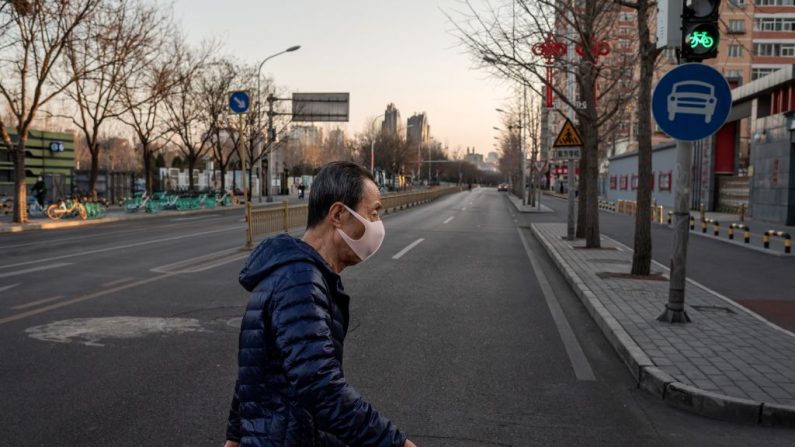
left=552, top=119, right=583, bottom=148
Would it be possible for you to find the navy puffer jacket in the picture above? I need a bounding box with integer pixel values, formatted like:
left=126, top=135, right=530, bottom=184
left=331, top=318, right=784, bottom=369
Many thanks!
left=226, top=234, right=407, bottom=447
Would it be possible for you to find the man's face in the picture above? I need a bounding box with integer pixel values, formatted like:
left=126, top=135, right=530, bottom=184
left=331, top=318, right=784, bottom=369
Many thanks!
left=337, top=179, right=382, bottom=264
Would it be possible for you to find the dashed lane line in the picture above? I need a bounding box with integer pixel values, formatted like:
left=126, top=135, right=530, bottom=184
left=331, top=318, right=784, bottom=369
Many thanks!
left=11, top=296, right=66, bottom=310
left=0, top=262, right=73, bottom=279
left=443, top=216, right=455, bottom=225
left=392, top=238, right=425, bottom=260
left=0, top=283, right=20, bottom=293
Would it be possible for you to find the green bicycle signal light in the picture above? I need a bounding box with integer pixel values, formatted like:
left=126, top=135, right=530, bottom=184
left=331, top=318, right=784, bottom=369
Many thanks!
left=681, top=0, right=721, bottom=62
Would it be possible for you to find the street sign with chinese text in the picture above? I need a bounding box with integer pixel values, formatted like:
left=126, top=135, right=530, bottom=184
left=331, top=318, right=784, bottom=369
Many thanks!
left=555, top=148, right=581, bottom=160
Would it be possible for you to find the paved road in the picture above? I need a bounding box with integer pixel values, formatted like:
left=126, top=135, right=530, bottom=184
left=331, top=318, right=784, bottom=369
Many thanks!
left=538, top=195, right=795, bottom=332
left=0, top=189, right=792, bottom=446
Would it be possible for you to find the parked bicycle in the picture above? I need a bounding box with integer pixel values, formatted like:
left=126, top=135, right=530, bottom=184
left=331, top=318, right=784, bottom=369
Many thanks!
left=46, top=197, right=87, bottom=220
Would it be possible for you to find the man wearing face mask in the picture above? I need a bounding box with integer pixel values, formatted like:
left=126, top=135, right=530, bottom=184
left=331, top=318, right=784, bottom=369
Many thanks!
left=224, top=161, right=416, bottom=447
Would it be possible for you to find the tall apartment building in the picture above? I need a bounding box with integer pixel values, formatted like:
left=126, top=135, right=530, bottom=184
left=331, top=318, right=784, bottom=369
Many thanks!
left=406, top=113, right=430, bottom=146
left=381, top=103, right=401, bottom=136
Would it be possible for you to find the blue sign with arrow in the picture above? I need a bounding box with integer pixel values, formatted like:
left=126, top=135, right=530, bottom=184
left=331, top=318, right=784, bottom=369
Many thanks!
left=229, top=91, right=250, bottom=114
left=652, top=63, right=732, bottom=141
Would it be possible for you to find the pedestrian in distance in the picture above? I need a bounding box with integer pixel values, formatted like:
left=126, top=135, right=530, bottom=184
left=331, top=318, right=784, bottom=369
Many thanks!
left=31, top=176, right=47, bottom=206
left=224, top=161, right=416, bottom=447
left=298, top=182, right=306, bottom=199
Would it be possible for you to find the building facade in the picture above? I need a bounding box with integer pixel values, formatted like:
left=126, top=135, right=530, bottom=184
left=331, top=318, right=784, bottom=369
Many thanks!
left=0, top=129, right=75, bottom=201
left=382, top=103, right=401, bottom=136
left=406, top=113, right=430, bottom=146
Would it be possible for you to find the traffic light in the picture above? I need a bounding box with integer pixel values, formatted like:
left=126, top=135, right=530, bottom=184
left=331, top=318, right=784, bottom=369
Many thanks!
left=681, top=0, right=721, bottom=61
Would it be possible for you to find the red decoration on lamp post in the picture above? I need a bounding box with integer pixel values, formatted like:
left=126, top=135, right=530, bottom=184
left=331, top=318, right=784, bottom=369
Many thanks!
left=576, top=38, right=611, bottom=101
left=532, top=33, right=567, bottom=108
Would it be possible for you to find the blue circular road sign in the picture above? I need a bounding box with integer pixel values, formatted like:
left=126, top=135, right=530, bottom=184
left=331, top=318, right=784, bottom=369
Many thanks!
left=652, top=63, right=732, bottom=141
left=229, top=91, right=250, bottom=114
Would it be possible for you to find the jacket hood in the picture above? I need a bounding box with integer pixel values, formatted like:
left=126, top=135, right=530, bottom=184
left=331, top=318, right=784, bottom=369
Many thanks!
left=239, top=233, right=337, bottom=292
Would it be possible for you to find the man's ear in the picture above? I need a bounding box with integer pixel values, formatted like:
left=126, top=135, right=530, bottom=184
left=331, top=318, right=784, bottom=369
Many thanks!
left=327, top=202, right=347, bottom=229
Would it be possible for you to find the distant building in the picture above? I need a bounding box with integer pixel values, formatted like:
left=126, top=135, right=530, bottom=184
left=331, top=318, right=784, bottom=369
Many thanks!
left=406, top=113, right=430, bottom=146
left=381, top=103, right=401, bottom=136
left=463, top=147, right=498, bottom=173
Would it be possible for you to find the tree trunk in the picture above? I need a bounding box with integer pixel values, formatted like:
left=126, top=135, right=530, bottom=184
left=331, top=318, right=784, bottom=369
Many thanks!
left=143, top=147, right=152, bottom=194
left=584, top=124, right=601, bottom=248
left=219, top=165, right=226, bottom=191
left=188, top=157, right=196, bottom=192
left=576, top=147, right=589, bottom=239
left=13, top=137, right=28, bottom=224
left=631, top=0, right=657, bottom=276
left=89, top=145, right=100, bottom=200
left=248, top=164, right=253, bottom=200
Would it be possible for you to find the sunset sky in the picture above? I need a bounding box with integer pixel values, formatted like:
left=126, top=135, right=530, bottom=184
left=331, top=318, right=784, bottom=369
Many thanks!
left=173, top=0, right=514, bottom=157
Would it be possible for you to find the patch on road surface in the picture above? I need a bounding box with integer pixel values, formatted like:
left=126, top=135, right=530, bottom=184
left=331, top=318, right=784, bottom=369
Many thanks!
left=25, top=316, right=204, bottom=347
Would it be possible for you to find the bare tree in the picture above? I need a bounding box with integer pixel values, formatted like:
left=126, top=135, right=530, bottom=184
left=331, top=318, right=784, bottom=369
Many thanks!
left=163, top=42, right=213, bottom=192
left=616, top=0, right=662, bottom=275
left=65, top=0, right=165, bottom=198
left=449, top=0, right=635, bottom=247
left=0, top=0, right=101, bottom=223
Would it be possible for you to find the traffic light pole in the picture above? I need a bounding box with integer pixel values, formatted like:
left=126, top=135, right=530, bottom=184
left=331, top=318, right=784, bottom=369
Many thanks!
left=659, top=139, right=692, bottom=323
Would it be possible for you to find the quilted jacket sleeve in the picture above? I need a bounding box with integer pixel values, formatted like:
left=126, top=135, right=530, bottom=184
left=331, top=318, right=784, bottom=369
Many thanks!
left=225, top=380, right=242, bottom=442
left=271, top=277, right=407, bottom=447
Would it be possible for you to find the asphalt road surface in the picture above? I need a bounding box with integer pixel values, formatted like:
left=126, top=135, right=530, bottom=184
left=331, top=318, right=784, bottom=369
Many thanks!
left=0, top=189, right=792, bottom=446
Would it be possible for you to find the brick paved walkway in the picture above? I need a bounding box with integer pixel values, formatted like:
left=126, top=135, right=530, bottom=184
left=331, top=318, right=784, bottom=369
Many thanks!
left=532, top=222, right=795, bottom=426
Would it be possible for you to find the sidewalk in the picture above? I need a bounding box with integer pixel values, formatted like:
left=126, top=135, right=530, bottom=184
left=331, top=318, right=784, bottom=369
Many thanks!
left=531, top=222, right=795, bottom=427
left=0, top=194, right=294, bottom=233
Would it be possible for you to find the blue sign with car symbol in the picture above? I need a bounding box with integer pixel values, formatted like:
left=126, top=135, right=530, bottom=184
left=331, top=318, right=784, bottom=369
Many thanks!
left=652, top=63, right=732, bottom=141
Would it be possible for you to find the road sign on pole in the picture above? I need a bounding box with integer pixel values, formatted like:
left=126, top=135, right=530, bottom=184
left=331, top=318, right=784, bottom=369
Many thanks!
left=552, top=118, right=583, bottom=147
left=552, top=118, right=582, bottom=241
left=652, top=63, right=731, bottom=141
left=229, top=91, right=250, bottom=114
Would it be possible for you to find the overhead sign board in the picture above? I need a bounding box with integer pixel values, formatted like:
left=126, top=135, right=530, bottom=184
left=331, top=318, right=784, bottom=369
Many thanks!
left=229, top=91, right=250, bottom=114
left=652, top=63, right=731, bottom=141
left=292, top=93, right=349, bottom=122
left=552, top=119, right=583, bottom=148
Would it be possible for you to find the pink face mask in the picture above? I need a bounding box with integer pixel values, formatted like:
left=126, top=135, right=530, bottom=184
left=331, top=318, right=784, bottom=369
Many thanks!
left=336, top=204, right=385, bottom=262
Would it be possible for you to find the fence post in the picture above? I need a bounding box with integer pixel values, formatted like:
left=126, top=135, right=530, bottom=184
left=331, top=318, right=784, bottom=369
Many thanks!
left=282, top=200, right=289, bottom=232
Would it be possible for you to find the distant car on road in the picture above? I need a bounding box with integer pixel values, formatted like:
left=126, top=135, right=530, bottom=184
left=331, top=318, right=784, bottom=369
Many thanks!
left=667, top=80, right=717, bottom=123
left=497, top=183, right=509, bottom=192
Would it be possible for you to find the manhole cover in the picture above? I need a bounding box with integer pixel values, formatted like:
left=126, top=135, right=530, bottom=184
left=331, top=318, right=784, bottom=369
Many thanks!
left=691, top=305, right=735, bottom=314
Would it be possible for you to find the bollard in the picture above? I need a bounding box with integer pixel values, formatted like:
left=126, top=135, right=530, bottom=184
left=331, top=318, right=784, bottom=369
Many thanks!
left=659, top=206, right=664, bottom=224
left=743, top=226, right=751, bottom=244
left=668, top=211, right=673, bottom=225
left=739, top=203, right=746, bottom=223
left=728, top=224, right=735, bottom=240
left=689, top=215, right=695, bottom=230
left=702, top=218, right=708, bottom=233
left=699, top=202, right=706, bottom=224
left=763, top=230, right=771, bottom=249
left=785, top=234, right=792, bottom=254
left=712, top=220, right=719, bottom=237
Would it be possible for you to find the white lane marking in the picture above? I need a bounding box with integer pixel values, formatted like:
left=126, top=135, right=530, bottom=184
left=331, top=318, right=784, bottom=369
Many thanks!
left=0, top=283, right=20, bottom=293
left=605, top=236, right=795, bottom=340
left=0, top=226, right=239, bottom=270
left=392, top=238, right=425, bottom=260
left=0, top=262, right=73, bottom=279
left=11, top=295, right=66, bottom=310
left=443, top=216, right=455, bottom=224
left=101, top=277, right=136, bottom=288
left=517, top=228, right=596, bottom=381
left=0, top=273, right=177, bottom=326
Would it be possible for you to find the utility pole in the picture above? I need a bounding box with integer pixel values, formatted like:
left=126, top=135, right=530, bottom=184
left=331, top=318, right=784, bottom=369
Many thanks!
left=266, top=94, right=275, bottom=202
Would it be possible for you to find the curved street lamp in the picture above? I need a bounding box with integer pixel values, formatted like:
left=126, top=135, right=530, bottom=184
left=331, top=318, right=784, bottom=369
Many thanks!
left=256, top=45, right=301, bottom=201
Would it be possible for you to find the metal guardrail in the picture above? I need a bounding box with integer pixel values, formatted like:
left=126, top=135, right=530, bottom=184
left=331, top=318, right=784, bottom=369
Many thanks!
left=248, top=187, right=462, bottom=239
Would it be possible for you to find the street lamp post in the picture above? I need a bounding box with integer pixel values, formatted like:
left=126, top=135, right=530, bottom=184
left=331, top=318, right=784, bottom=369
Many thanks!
left=256, top=45, right=300, bottom=202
